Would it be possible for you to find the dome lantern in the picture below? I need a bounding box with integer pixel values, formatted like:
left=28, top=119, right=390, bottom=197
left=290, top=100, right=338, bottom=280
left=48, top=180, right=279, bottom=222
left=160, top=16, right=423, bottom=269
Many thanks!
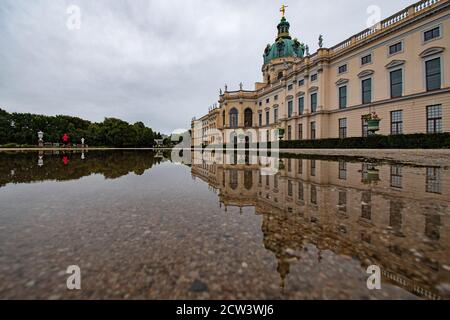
left=263, top=7, right=306, bottom=65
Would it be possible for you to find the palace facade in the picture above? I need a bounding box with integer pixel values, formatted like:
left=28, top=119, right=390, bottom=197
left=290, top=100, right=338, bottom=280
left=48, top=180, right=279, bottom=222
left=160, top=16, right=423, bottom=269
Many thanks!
left=192, top=0, right=450, bottom=146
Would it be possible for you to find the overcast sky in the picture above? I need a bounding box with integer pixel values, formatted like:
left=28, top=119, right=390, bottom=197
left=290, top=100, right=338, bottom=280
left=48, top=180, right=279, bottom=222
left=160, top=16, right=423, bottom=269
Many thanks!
left=0, top=0, right=414, bottom=134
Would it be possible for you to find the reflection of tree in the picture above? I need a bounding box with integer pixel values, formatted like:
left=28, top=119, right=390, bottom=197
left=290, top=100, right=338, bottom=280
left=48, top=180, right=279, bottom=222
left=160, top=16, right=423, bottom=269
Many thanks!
left=0, top=151, right=162, bottom=188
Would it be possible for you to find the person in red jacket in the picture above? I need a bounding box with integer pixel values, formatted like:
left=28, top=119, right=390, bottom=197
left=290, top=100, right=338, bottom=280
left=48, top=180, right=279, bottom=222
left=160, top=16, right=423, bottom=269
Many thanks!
left=62, top=133, right=69, bottom=146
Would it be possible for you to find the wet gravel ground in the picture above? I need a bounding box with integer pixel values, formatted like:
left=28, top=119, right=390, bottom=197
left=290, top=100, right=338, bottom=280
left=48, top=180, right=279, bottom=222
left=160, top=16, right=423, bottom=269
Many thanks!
left=0, top=154, right=446, bottom=300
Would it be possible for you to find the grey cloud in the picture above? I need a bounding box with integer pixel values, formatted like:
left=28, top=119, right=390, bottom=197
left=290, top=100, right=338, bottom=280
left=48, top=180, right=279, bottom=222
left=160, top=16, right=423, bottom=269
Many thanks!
left=0, top=0, right=413, bottom=133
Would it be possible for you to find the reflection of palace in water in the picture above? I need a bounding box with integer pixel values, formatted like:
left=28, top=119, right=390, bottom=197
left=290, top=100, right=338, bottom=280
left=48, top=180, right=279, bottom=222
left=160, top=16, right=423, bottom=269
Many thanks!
left=191, top=151, right=450, bottom=299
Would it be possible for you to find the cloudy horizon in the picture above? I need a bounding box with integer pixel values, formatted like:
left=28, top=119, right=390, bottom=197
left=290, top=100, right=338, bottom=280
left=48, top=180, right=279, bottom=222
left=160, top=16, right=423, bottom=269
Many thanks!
left=0, top=0, right=414, bottom=134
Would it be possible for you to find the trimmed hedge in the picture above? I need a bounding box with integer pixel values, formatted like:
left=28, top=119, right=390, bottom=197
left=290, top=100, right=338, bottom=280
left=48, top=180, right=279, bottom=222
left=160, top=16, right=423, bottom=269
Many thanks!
left=279, top=133, right=450, bottom=149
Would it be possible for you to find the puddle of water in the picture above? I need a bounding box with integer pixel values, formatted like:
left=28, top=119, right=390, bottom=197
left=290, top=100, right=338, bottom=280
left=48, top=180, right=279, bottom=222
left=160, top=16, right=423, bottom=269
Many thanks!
left=0, top=150, right=448, bottom=300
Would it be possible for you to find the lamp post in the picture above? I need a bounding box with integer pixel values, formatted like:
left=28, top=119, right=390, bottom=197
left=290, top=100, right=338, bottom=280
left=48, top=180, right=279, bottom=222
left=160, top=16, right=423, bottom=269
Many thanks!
left=37, top=131, right=44, bottom=147
left=38, top=151, right=44, bottom=167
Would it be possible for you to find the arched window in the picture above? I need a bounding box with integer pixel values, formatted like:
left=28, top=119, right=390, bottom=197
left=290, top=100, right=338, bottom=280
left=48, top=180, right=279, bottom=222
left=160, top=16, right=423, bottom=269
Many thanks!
left=245, top=131, right=254, bottom=148
left=244, top=170, right=253, bottom=190
left=230, top=169, right=238, bottom=190
left=278, top=71, right=283, bottom=80
left=244, top=108, right=253, bottom=127
left=229, top=108, right=238, bottom=128
left=230, top=132, right=237, bottom=147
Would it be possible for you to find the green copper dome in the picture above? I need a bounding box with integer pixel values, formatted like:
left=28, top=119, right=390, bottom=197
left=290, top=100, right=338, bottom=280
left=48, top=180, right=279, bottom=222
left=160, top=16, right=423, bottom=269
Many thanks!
left=263, top=17, right=305, bottom=65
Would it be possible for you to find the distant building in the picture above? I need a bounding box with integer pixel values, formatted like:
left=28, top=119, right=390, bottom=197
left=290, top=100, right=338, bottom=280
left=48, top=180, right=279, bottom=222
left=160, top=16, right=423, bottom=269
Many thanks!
left=192, top=0, right=450, bottom=146
left=154, top=139, right=164, bottom=147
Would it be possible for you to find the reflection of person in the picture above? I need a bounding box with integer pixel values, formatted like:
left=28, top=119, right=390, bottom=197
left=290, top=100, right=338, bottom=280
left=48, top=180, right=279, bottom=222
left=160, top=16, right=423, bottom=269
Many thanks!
left=62, top=156, right=69, bottom=166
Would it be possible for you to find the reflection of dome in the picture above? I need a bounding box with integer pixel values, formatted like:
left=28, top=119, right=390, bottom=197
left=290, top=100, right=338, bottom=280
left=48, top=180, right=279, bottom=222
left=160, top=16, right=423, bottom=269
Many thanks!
left=263, top=17, right=305, bottom=65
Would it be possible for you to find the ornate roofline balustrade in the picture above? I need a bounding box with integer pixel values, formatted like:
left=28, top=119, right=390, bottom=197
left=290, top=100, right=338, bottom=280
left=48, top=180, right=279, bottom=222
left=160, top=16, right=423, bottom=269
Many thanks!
left=330, top=0, right=446, bottom=56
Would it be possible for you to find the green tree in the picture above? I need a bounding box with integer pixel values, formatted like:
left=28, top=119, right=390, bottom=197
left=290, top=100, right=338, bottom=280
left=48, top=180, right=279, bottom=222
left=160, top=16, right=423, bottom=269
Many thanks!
left=0, top=108, right=159, bottom=148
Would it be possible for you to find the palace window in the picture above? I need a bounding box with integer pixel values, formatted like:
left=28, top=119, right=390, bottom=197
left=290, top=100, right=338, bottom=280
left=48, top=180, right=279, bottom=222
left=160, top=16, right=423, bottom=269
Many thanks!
left=426, top=57, right=441, bottom=91
left=265, top=110, right=270, bottom=126
left=390, top=165, right=403, bottom=189
left=338, top=191, right=347, bottom=213
left=298, top=96, right=304, bottom=115
left=339, top=118, right=347, bottom=139
left=278, top=72, right=283, bottom=80
left=230, top=170, right=238, bottom=190
left=426, top=167, right=441, bottom=194
left=244, top=108, right=253, bottom=127
left=339, top=161, right=347, bottom=180
left=362, top=116, right=369, bottom=137
left=244, top=170, right=253, bottom=190
left=287, top=125, right=292, bottom=141
left=274, top=108, right=278, bottom=123
left=362, top=78, right=372, bottom=104
left=424, top=26, right=441, bottom=42
left=258, top=112, right=262, bottom=127
left=361, top=54, right=372, bottom=65
left=298, top=123, right=303, bottom=140
left=311, top=160, right=316, bottom=177
left=338, top=64, right=347, bottom=74
left=288, top=180, right=293, bottom=197
left=298, top=79, right=305, bottom=86
left=229, top=108, right=238, bottom=128
left=288, top=84, right=293, bottom=91
left=389, top=201, right=404, bottom=234
left=310, top=122, right=316, bottom=140
left=222, top=110, right=225, bottom=126
left=288, top=100, right=293, bottom=118
left=391, top=110, right=403, bottom=135
left=274, top=95, right=279, bottom=101
left=425, top=213, right=441, bottom=240
left=339, top=86, right=347, bottom=109
left=390, top=69, right=403, bottom=98
left=361, top=192, right=372, bottom=220
left=266, top=98, right=270, bottom=104
left=310, top=93, right=318, bottom=113
left=311, top=74, right=318, bottom=82
left=427, top=105, right=442, bottom=133
left=298, top=182, right=304, bottom=201
left=311, top=185, right=317, bottom=204
left=389, top=42, right=403, bottom=55
left=298, top=159, right=303, bottom=174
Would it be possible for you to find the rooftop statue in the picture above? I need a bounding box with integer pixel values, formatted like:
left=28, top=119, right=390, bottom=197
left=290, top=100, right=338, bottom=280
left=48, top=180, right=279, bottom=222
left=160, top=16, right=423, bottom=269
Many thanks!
left=280, top=4, right=288, bottom=17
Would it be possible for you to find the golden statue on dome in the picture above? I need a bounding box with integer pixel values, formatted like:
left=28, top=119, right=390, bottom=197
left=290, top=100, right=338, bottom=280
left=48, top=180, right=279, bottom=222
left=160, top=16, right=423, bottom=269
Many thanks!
left=280, top=4, right=288, bottom=17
